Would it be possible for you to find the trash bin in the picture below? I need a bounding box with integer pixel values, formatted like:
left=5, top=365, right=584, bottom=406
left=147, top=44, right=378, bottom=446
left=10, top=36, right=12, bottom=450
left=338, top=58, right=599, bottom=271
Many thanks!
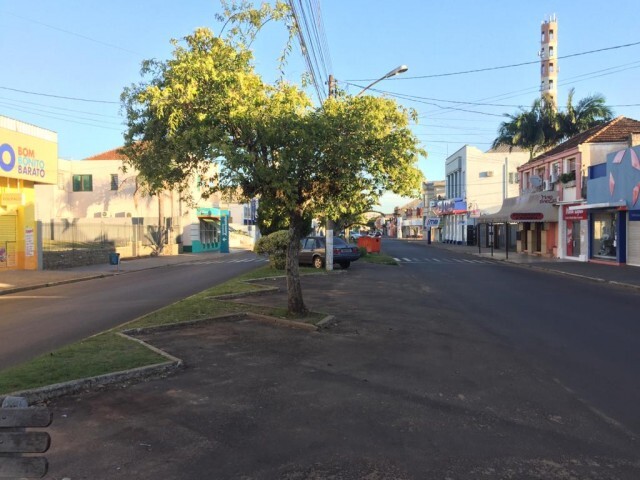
left=109, top=252, right=120, bottom=265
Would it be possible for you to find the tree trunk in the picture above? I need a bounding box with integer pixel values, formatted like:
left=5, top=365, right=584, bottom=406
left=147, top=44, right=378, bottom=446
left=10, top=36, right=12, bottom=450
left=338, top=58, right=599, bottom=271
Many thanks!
left=286, top=211, right=307, bottom=316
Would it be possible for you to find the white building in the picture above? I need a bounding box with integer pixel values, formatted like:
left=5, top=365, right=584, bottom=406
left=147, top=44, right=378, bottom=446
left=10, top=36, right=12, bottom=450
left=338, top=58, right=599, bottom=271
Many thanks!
left=438, top=145, right=528, bottom=244
left=35, top=149, right=257, bottom=259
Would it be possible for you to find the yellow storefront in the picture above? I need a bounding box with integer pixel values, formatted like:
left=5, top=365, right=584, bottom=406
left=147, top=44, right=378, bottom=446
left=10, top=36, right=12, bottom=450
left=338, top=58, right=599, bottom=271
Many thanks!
left=0, top=116, right=57, bottom=270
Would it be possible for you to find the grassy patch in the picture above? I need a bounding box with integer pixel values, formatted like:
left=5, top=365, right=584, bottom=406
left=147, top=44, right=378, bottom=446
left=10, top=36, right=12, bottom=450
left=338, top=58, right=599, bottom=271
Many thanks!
left=0, top=263, right=327, bottom=395
left=0, top=333, right=165, bottom=395
left=359, top=252, right=398, bottom=265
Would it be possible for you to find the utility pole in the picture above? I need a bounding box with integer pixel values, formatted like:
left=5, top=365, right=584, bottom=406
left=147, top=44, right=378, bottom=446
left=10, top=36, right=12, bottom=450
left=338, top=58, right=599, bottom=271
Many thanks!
left=325, top=74, right=336, bottom=271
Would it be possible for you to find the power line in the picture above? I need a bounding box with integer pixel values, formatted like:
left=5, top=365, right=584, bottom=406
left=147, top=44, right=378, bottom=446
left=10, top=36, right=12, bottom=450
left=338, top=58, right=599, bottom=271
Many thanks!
left=1, top=10, right=141, bottom=55
left=345, top=39, right=640, bottom=81
left=0, top=96, right=122, bottom=120
left=0, top=101, right=123, bottom=126
left=0, top=86, right=119, bottom=104
left=353, top=85, right=506, bottom=117
left=0, top=103, right=123, bottom=131
left=287, top=0, right=332, bottom=103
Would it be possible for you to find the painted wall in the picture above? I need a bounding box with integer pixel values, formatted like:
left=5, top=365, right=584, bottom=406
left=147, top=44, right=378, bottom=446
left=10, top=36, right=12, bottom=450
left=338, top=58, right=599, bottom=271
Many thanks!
left=588, top=145, right=640, bottom=206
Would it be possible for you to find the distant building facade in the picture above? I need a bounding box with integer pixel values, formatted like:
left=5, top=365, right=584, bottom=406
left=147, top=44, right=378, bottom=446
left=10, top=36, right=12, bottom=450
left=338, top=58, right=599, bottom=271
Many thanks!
left=438, top=145, right=528, bottom=245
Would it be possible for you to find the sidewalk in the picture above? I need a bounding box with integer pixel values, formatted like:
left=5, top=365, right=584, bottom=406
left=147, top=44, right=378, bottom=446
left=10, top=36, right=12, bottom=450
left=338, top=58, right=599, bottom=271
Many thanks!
left=0, top=248, right=253, bottom=296
left=409, top=239, right=640, bottom=290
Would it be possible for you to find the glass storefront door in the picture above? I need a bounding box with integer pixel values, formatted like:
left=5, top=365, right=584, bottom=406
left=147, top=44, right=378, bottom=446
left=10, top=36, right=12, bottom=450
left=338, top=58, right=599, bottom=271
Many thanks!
left=592, top=211, right=617, bottom=259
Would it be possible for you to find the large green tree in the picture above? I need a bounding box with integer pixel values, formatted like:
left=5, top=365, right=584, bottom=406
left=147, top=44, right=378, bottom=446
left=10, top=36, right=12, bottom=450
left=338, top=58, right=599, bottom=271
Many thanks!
left=121, top=28, right=424, bottom=315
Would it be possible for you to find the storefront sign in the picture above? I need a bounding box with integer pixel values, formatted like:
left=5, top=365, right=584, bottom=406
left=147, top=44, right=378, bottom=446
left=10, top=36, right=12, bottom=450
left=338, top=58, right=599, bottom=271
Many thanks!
left=425, top=217, right=440, bottom=227
left=0, top=126, right=58, bottom=184
left=510, top=213, right=544, bottom=221
left=24, top=227, right=34, bottom=257
left=0, top=192, right=24, bottom=206
left=629, top=210, right=640, bottom=221
left=564, top=205, right=587, bottom=221
left=433, top=198, right=467, bottom=215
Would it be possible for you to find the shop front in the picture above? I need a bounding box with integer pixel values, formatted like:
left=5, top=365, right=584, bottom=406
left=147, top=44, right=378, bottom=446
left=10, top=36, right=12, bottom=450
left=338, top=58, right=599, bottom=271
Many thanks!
left=580, top=144, right=640, bottom=265
left=182, top=207, right=230, bottom=253
left=433, top=198, right=467, bottom=244
left=561, top=204, right=587, bottom=261
left=0, top=116, right=58, bottom=270
left=477, top=191, right=559, bottom=256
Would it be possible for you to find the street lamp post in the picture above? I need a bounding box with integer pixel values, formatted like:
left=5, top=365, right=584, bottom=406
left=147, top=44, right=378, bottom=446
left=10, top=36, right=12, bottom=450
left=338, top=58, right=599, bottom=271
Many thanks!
left=324, top=65, right=408, bottom=271
left=355, top=65, right=408, bottom=97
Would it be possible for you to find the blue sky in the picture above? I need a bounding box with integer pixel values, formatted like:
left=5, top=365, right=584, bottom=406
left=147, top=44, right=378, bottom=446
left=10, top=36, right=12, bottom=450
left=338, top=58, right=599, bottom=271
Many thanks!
left=2, top=1, right=640, bottom=212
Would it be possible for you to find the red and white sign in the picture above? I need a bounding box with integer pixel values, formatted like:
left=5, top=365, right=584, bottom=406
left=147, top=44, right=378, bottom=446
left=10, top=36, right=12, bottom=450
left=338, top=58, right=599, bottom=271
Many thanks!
left=563, top=205, right=587, bottom=221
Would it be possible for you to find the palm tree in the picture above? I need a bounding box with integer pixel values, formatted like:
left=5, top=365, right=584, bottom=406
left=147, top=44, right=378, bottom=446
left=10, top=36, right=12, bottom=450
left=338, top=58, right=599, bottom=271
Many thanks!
left=557, top=88, right=613, bottom=140
left=493, top=90, right=613, bottom=160
left=492, top=95, right=559, bottom=160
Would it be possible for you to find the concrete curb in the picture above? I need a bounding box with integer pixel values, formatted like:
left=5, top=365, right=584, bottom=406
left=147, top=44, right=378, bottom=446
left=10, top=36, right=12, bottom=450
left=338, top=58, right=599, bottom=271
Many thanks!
left=429, top=242, right=640, bottom=292
left=3, top=360, right=181, bottom=405
left=498, top=259, right=640, bottom=291
left=316, top=315, right=336, bottom=329
left=0, top=273, right=114, bottom=296
left=210, top=286, right=280, bottom=300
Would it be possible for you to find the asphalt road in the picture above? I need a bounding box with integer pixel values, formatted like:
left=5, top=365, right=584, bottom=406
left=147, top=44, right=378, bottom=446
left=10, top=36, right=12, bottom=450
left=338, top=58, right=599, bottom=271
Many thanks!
left=0, top=252, right=265, bottom=369
left=41, top=240, right=640, bottom=479
left=383, top=238, right=640, bottom=436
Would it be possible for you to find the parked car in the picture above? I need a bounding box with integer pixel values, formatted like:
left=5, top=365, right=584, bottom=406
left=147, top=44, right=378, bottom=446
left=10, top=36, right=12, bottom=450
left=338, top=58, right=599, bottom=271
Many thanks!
left=299, top=236, right=360, bottom=269
left=349, top=232, right=365, bottom=243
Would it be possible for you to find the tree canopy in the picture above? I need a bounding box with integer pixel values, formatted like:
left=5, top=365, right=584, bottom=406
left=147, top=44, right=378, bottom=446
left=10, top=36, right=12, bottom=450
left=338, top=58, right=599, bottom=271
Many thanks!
left=493, top=90, right=614, bottom=159
left=121, top=27, right=424, bottom=315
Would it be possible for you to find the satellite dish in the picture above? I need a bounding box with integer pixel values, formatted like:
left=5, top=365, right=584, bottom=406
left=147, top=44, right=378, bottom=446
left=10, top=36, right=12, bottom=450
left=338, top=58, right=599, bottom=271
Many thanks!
left=530, top=175, right=543, bottom=187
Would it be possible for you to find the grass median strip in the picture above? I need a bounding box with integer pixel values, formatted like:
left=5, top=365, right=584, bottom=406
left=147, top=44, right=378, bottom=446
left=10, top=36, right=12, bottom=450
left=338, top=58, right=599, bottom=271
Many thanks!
left=0, top=333, right=165, bottom=394
left=359, top=251, right=398, bottom=265
left=0, top=265, right=325, bottom=396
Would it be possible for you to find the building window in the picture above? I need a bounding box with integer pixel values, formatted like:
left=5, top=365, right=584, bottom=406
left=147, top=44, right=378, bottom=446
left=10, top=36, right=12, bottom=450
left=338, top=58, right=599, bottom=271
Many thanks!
left=549, top=46, right=554, bottom=57
left=549, top=79, right=554, bottom=90
left=541, top=64, right=545, bottom=75
left=110, top=174, right=119, bottom=191
left=549, top=63, right=554, bottom=73
left=508, top=172, right=519, bottom=184
left=72, top=174, right=93, bottom=192
left=565, top=158, right=576, bottom=175
left=541, top=31, right=545, bottom=42
left=549, top=30, right=554, bottom=40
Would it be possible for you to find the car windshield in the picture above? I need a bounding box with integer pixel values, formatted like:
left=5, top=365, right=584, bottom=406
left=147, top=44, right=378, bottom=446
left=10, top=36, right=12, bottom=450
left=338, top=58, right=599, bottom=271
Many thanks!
left=333, top=237, right=348, bottom=247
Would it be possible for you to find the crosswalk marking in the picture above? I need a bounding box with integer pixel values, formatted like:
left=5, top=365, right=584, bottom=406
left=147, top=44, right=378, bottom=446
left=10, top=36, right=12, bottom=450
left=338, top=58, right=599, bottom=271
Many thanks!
left=395, top=257, right=495, bottom=264
left=183, top=257, right=268, bottom=266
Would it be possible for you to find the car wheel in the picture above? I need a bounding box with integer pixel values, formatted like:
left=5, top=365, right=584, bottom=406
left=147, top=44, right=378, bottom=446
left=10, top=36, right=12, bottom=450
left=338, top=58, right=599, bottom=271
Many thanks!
left=339, top=261, right=350, bottom=269
left=313, top=256, right=324, bottom=269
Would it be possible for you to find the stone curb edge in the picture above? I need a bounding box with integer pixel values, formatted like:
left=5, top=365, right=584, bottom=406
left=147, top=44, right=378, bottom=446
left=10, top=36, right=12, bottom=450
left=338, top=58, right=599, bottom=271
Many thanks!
left=0, top=274, right=114, bottom=296
left=497, top=258, right=640, bottom=291
left=430, top=243, right=640, bottom=292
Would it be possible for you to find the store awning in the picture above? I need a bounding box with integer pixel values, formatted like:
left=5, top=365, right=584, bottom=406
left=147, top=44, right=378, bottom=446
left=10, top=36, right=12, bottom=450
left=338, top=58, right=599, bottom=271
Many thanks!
left=568, top=201, right=626, bottom=210
left=477, top=192, right=559, bottom=223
